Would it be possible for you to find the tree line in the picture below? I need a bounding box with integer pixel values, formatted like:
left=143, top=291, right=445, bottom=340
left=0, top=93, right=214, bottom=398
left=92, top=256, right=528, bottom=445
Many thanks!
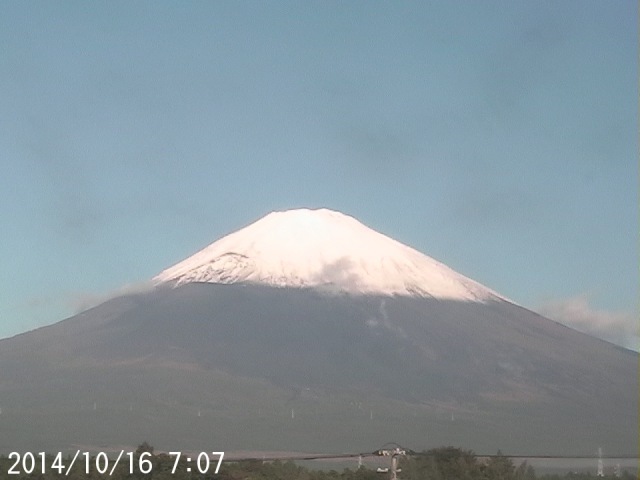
left=0, top=444, right=635, bottom=480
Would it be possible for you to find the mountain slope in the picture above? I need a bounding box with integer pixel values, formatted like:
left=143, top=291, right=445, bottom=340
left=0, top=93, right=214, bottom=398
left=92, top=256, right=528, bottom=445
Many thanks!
left=0, top=284, right=635, bottom=455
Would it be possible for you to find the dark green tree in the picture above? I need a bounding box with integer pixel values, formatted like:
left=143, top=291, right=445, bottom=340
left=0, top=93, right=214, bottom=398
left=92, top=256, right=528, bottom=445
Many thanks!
left=484, top=451, right=516, bottom=480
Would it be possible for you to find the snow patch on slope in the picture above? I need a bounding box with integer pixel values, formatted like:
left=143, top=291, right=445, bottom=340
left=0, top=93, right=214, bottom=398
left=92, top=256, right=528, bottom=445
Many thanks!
left=153, top=208, right=507, bottom=302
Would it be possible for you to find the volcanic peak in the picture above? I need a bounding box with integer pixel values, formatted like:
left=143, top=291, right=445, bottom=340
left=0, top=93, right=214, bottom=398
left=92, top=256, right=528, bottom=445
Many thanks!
left=153, top=208, right=506, bottom=302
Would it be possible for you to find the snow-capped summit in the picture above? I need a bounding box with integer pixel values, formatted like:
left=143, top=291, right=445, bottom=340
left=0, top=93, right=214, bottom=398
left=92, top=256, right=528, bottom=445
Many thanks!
left=153, top=208, right=506, bottom=302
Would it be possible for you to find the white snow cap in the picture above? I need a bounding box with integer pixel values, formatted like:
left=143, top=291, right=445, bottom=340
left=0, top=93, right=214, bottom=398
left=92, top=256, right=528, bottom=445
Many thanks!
left=154, top=208, right=506, bottom=302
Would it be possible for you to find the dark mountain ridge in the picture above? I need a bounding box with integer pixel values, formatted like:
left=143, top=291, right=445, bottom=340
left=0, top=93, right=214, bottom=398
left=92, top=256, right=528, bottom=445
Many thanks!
left=0, top=283, right=635, bottom=455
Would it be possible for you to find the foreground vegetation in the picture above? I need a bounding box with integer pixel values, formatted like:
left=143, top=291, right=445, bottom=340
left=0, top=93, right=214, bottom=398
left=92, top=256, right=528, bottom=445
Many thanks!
left=0, top=444, right=635, bottom=480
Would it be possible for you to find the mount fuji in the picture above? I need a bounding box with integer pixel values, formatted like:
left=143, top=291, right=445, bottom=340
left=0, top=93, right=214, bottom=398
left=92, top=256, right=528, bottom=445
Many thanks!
left=0, top=208, right=636, bottom=456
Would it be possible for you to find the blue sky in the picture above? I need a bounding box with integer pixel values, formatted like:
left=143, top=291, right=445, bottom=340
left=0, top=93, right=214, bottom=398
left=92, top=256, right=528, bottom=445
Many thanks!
left=1, top=1, right=637, bottom=348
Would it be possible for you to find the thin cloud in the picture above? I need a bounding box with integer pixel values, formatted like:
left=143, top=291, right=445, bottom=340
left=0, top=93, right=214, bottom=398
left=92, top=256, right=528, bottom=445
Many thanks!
left=68, top=281, right=156, bottom=314
left=538, top=295, right=638, bottom=351
left=449, top=184, right=540, bottom=230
